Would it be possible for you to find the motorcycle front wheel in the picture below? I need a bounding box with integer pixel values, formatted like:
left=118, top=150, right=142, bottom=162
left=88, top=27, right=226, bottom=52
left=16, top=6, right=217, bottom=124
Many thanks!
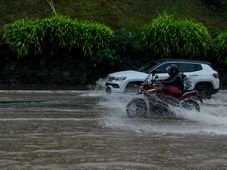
left=180, top=99, right=200, bottom=112
left=126, top=98, right=147, bottom=118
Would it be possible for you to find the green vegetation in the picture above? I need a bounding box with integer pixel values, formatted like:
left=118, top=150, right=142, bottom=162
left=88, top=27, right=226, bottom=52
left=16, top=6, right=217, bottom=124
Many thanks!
left=139, top=15, right=211, bottom=59
left=0, top=0, right=227, bottom=87
left=211, top=32, right=227, bottom=64
left=3, top=15, right=114, bottom=58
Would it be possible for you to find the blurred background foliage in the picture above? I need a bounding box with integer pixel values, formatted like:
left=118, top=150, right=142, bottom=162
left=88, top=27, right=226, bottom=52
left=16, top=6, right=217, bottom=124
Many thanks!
left=211, top=32, right=227, bottom=64
left=0, top=0, right=227, bottom=88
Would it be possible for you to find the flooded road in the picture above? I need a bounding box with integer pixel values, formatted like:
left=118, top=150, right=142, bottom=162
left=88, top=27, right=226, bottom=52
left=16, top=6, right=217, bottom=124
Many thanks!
left=0, top=90, right=227, bottom=169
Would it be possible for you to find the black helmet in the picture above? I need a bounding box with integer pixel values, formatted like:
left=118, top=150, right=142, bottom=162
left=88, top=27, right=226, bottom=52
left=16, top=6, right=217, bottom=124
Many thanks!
left=166, top=64, right=178, bottom=76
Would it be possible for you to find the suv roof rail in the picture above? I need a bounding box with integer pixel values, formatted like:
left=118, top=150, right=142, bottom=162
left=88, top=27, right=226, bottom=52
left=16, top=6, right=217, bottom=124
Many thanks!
left=156, top=58, right=211, bottom=65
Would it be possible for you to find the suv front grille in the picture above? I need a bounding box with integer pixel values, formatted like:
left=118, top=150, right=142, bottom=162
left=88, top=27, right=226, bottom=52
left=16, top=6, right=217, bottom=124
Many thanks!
left=106, top=83, right=119, bottom=88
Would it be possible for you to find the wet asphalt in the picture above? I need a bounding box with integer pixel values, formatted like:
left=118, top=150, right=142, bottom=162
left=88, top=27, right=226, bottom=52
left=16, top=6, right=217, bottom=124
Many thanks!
left=0, top=90, right=227, bottom=170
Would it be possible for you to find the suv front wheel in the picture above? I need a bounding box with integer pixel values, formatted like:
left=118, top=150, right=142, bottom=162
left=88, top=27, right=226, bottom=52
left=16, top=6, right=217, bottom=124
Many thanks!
left=125, top=81, right=143, bottom=93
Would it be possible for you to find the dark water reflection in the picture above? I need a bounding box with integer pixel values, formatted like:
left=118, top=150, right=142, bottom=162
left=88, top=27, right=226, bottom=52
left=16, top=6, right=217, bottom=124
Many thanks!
left=0, top=90, right=227, bottom=169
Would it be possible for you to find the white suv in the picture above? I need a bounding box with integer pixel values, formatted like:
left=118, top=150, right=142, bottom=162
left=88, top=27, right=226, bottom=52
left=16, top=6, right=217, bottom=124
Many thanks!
left=105, top=59, right=220, bottom=98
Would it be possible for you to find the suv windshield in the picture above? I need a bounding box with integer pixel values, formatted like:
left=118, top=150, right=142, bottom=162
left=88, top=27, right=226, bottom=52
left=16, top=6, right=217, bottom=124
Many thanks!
left=138, top=61, right=159, bottom=73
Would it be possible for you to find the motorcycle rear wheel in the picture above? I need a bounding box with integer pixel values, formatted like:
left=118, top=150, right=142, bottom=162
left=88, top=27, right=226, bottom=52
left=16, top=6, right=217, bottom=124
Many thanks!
left=180, top=99, right=200, bottom=112
left=126, top=98, right=147, bottom=118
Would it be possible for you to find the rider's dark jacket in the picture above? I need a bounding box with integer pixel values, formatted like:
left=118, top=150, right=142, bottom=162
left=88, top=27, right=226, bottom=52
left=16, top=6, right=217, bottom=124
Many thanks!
left=160, top=72, right=185, bottom=90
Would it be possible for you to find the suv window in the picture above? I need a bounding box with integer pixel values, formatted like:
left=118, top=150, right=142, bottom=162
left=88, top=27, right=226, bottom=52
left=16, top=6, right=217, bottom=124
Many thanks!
left=152, top=63, right=176, bottom=73
left=138, top=61, right=160, bottom=73
left=178, top=63, right=202, bottom=72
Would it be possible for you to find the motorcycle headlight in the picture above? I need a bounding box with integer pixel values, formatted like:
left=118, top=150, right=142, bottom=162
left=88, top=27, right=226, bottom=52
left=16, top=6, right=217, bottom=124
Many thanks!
left=114, top=76, right=127, bottom=81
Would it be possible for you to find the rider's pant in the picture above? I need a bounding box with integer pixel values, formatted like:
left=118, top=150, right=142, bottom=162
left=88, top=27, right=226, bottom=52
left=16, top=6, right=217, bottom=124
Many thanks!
left=167, top=86, right=182, bottom=96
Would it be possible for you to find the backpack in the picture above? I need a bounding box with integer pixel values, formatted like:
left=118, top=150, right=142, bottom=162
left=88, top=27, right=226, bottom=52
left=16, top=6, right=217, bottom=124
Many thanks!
left=183, top=75, right=192, bottom=90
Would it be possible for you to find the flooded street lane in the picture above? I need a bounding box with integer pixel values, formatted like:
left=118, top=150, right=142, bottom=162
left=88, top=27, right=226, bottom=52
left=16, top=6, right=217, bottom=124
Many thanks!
left=0, top=90, right=227, bottom=169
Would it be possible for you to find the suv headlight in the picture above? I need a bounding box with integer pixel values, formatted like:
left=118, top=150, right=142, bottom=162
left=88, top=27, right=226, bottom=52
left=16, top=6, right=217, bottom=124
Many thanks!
left=114, top=76, right=127, bottom=81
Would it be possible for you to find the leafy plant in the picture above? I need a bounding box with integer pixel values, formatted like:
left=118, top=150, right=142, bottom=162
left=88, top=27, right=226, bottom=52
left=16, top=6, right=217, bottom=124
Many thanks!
left=75, top=21, right=114, bottom=56
left=211, top=32, right=227, bottom=64
left=109, top=28, right=146, bottom=69
left=3, top=15, right=114, bottom=58
left=138, top=14, right=211, bottom=59
left=111, top=29, right=141, bottom=55
left=3, top=19, right=42, bottom=57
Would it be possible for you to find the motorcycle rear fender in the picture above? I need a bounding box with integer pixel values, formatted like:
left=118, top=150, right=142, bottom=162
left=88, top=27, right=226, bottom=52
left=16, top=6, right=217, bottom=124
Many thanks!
left=180, top=90, right=198, bottom=100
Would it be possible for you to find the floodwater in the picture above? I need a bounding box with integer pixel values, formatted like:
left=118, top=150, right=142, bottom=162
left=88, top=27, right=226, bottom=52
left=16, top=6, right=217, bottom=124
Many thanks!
left=0, top=89, right=227, bottom=170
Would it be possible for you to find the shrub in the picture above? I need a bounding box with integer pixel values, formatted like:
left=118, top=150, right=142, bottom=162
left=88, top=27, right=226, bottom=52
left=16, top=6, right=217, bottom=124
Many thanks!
left=110, top=29, right=146, bottom=69
left=87, top=28, right=145, bottom=81
left=3, top=19, right=41, bottom=57
left=211, top=32, right=227, bottom=64
left=138, top=14, right=211, bottom=59
left=3, top=15, right=114, bottom=58
left=112, top=29, right=141, bottom=56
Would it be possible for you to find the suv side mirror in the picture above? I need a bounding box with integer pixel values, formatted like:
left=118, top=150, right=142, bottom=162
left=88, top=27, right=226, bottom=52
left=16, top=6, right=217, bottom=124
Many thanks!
left=151, top=70, right=157, bottom=75
left=155, top=75, right=158, bottom=79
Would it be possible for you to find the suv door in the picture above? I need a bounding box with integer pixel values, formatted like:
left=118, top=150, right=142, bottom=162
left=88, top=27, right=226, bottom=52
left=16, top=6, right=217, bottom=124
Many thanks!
left=177, top=62, right=203, bottom=89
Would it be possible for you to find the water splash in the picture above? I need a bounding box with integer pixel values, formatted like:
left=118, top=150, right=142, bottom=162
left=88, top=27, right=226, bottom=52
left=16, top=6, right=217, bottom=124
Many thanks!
left=83, top=80, right=227, bottom=135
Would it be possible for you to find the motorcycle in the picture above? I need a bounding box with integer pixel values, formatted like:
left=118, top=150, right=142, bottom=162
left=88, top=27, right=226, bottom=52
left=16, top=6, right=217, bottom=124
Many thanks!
left=126, top=74, right=202, bottom=118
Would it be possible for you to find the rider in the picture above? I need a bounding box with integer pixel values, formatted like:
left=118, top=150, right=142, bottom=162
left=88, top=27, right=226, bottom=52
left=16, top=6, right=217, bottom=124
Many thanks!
left=159, top=64, right=185, bottom=97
